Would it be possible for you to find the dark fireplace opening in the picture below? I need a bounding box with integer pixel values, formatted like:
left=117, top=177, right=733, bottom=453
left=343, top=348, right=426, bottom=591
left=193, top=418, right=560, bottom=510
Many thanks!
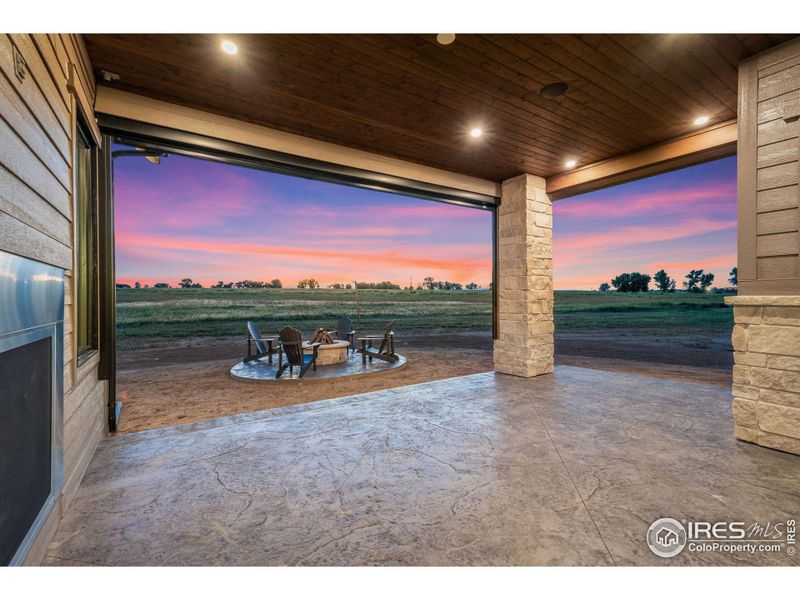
left=0, top=337, right=53, bottom=565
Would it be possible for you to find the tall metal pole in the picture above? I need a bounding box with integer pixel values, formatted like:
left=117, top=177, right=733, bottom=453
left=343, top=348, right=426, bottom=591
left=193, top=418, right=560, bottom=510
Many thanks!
left=353, top=281, right=360, bottom=323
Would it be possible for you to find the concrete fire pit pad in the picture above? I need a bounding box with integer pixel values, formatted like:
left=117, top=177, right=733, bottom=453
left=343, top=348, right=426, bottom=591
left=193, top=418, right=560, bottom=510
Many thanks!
left=229, top=352, right=407, bottom=382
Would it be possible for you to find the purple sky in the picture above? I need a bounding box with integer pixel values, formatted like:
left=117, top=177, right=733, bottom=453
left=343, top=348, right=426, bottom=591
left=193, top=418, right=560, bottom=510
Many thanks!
left=114, top=149, right=493, bottom=287
left=553, top=156, right=736, bottom=290
left=114, top=148, right=736, bottom=290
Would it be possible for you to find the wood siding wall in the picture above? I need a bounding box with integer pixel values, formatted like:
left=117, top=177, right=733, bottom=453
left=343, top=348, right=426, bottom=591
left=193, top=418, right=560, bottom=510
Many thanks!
left=0, top=34, right=105, bottom=563
left=739, top=38, right=800, bottom=295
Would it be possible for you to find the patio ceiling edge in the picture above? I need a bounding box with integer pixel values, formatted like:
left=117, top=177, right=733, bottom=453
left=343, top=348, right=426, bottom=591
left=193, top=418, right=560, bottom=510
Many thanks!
left=545, top=120, right=737, bottom=201
left=94, top=86, right=502, bottom=203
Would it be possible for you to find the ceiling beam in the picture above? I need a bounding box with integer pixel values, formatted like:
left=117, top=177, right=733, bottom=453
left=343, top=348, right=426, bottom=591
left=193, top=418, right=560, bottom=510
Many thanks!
left=545, top=120, right=737, bottom=200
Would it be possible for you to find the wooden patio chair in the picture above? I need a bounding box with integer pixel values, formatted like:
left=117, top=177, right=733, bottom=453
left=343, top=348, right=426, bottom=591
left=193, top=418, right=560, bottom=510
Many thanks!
left=245, top=320, right=279, bottom=364
left=329, top=316, right=356, bottom=354
left=276, top=326, right=320, bottom=379
left=357, top=320, right=397, bottom=364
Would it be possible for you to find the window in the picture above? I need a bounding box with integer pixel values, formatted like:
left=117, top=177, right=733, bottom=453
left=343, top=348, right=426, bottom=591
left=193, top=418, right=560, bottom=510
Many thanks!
left=75, top=119, right=98, bottom=361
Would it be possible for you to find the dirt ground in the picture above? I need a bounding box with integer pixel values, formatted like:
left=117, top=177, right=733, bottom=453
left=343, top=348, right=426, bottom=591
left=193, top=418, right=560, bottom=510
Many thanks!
left=115, top=330, right=733, bottom=433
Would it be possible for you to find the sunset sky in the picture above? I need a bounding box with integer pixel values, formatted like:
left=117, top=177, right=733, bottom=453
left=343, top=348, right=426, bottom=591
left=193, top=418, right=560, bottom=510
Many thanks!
left=114, top=148, right=736, bottom=290
left=553, top=155, right=737, bottom=290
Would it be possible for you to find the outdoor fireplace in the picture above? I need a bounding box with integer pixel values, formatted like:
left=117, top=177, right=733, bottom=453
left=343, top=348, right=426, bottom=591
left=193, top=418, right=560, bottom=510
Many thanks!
left=0, top=251, right=64, bottom=565
left=305, top=328, right=349, bottom=365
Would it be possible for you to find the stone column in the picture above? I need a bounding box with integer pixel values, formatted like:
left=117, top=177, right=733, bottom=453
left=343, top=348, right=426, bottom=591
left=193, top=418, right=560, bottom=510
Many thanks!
left=493, top=174, right=554, bottom=377
left=728, top=296, right=800, bottom=455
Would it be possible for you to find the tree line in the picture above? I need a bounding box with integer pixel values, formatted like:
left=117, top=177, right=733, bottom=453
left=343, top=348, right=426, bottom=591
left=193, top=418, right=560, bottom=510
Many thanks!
left=208, top=279, right=283, bottom=289
left=410, top=277, right=481, bottom=291
left=117, top=276, right=492, bottom=290
left=117, top=279, right=285, bottom=289
left=598, top=267, right=737, bottom=293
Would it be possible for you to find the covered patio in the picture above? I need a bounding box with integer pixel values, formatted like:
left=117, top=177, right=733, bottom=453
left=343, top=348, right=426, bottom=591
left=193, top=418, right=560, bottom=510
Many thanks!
left=2, top=31, right=800, bottom=566
left=46, top=366, right=799, bottom=566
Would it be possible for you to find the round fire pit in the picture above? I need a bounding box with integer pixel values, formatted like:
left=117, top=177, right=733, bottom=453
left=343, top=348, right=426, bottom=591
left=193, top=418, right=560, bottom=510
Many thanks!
left=304, top=340, right=349, bottom=365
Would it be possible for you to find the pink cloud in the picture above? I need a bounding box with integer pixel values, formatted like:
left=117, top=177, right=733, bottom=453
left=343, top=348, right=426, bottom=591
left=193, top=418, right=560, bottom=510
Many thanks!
left=553, top=181, right=736, bottom=219
left=647, top=254, right=737, bottom=277
left=555, top=217, right=736, bottom=255
left=376, top=203, right=487, bottom=220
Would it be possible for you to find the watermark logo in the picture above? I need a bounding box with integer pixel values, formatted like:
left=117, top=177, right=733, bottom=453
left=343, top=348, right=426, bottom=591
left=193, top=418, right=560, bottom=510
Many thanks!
left=647, top=518, right=687, bottom=558
left=647, top=518, right=796, bottom=558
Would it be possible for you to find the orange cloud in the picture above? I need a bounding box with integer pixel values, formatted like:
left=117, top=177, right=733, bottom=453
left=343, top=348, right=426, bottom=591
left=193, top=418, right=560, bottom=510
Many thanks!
left=556, top=218, right=736, bottom=255
left=116, top=232, right=491, bottom=287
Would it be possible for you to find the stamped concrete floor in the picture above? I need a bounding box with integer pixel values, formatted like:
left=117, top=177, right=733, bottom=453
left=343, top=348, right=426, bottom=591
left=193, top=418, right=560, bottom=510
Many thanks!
left=46, top=366, right=800, bottom=566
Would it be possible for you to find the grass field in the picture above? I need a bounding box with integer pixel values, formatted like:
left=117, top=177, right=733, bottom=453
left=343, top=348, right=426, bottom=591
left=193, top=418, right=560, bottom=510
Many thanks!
left=116, top=288, right=734, bottom=350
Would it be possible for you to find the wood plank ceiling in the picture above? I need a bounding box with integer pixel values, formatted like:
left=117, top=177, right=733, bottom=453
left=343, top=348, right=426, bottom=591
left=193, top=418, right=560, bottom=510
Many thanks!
left=84, top=34, right=795, bottom=182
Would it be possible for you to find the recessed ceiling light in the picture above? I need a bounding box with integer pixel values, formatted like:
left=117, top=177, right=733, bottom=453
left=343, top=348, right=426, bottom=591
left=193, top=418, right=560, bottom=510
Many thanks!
left=221, top=40, right=238, bottom=55
left=470, top=128, right=482, bottom=138
left=694, top=115, right=710, bottom=126
left=565, top=160, right=577, bottom=169
left=436, top=34, right=456, bottom=45
left=540, top=82, right=569, bottom=99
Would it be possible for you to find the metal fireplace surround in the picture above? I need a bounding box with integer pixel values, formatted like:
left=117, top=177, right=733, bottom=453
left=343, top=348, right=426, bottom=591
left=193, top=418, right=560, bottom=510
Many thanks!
left=0, top=250, right=64, bottom=565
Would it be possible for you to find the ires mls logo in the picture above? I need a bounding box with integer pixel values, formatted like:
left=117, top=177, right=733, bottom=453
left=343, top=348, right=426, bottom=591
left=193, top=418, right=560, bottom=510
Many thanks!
left=647, top=518, right=687, bottom=558
left=647, top=518, right=797, bottom=558
left=687, top=521, right=747, bottom=539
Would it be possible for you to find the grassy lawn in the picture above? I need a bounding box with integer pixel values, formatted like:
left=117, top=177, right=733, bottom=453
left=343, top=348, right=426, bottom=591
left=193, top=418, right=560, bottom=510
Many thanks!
left=554, top=291, right=734, bottom=330
left=116, top=288, right=493, bottom=347
left=116, top=288, right=733, bottom=349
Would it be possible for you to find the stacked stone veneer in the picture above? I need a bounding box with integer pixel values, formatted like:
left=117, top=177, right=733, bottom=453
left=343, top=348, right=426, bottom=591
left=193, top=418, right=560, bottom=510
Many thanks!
left=493, top=174, right=554, bottom=377
left=728, top=296, right=800, bottom=455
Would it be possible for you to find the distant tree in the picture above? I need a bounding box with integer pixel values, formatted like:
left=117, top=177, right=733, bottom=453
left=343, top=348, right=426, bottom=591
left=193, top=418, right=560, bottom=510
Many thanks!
left=134, top=281, right=141, bottom=289
left=684, top=269, right=715, bottom=293
left=297, top=279, right=320, bottom=289
left=653, top=269, right=676, bottom=293
left=270, top=279, right=282, bottom=289
left=231, top=280, right=272, bottom=289
left=729, top=267, right=738, bottom=287
left=354, top=281, right=401, bottom=290
left=632, top=272, right=651, bottom=292
left=191, top=282, right=203, bottom=288
left=598, top=282, right=611, bottom=292
left=684, top=270, right=702, bottom=292
left=179, top=278, right=194, bottom=289
left=154, top=282, right=170, bottom=288
left=611, top=272, right=651, bottom=292
left=115, top=283, right=131, bottom=289
left=329, top=283, right=344, bottom=289
left=611, top=273, right=631, bottom=292
left=212, top=281, right=224, bottom=288
left=419, top=277, right=469, bottom=290
left=466, top=282, right=479, bottom=290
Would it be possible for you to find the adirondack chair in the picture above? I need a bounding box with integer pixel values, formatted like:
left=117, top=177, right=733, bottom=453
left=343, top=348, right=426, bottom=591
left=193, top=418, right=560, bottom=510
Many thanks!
left=276, top=326, right=320, bottom=378
left=357, top=320, right=397, bottom=364
left=329, top=316, right=356, bottom=354
left=245, top=321, right=279, bottom=364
